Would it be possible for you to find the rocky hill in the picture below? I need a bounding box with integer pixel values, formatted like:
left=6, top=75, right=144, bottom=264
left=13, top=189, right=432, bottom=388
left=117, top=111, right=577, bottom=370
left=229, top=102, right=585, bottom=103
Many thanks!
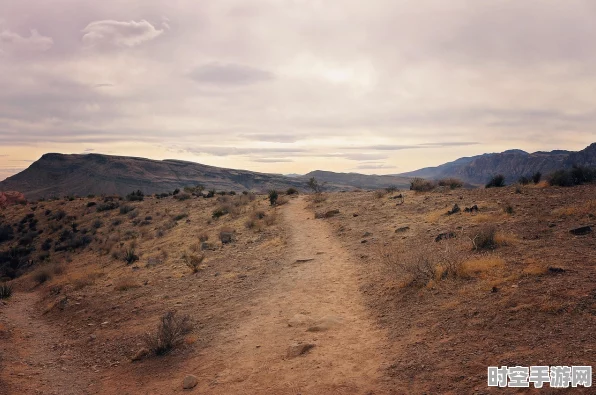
left=399, top=143, right=596, bottom=185
left=0, top=153, right=411, bottom=200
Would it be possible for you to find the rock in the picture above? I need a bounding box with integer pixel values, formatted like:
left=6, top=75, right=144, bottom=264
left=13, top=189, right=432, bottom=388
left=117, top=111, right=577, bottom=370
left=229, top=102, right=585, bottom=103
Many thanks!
left=352, top=213, right=359, bottom=217
left=435, top=232, right=456, bottom=242
left=548, top=266, right=566, bottom=274
left=183, top=375, right=198, bottom=389
left=201, top=242, right=216, bottom=251
left=464, top=205, right=479, bottom=213
left=447, top=204, right=460, bottom=215
left=131, top=347, right=149, bottom=362
left=569, top=226, right=592, bottom=236
left=295, top=258, right=314, bottom=263
left=361, top=239, right=367, bottom=243
left=287, top=342, right=315, bottom=358
left=395, top=226, right=410, bottom=233
left=220, top=232, right=233, bottom=244
left=362, top=232, right=372, bottom=237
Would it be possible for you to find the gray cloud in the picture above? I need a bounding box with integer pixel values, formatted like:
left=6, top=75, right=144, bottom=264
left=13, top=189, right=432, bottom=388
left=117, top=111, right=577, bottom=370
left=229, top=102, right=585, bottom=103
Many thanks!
left=251, top=158, right=294, bottom=163
left=189, top=62, right=275, bottom=85
left=0, top=28, right=53, bottom=53
left=82, top=19, right=164, bottom=48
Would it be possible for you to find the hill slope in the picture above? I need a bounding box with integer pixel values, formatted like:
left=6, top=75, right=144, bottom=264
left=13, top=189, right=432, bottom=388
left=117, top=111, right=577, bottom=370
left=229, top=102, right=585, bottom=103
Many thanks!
left=0, top=153, right=412, bottom=199
left=0, top=153, right=309, bottom=199
left=400, top=143, right=596, bottom=185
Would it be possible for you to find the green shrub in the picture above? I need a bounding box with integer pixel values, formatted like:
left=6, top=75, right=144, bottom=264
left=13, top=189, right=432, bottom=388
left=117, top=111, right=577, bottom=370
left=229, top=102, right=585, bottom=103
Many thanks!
left=97, top=202, right=119, bottom=212
left=437, top=178, right=463, bottom=189
left=268, top=190, right=279, bottom=206
left=532, top=171, right=542, bottom=184
left=0, top=224, right=14, bottom=244
left=517, top=176, right=531, bottom=185
left=548, top=170, right=573, bottom=187
left=119, top=205, right=135, bottom=215
left=286, top=187, right=299, bottom=195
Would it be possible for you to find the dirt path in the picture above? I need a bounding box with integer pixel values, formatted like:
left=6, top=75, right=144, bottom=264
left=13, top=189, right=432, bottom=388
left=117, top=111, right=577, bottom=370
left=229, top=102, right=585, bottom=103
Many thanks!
left=0, top=292, right=96, bottom=395
left=191, top=196, right=388, bottom=394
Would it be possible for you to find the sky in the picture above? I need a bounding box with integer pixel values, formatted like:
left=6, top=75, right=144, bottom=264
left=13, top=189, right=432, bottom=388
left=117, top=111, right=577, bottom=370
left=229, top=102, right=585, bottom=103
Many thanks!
left=1, top=0, right=595, bottom=181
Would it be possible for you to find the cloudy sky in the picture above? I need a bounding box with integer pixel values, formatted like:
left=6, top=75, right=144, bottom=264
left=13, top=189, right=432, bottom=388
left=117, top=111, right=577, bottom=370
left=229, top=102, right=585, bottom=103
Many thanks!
left=1, top=0, right=595, bottom=180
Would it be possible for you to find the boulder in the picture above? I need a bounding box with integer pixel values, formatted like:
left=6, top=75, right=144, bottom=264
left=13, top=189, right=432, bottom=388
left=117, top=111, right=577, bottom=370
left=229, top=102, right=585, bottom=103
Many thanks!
left=183, top=375, right=198, bottom=389
left=286, top=342, right=315, bottom=358
left=569, top=226, right=591, bottom=236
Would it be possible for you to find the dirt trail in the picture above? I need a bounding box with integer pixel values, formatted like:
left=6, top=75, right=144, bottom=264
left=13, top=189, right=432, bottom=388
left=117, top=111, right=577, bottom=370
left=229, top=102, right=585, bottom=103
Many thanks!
left=193, top=196, right=388, bottom=394
left=0, top=292, right=96, bottom=395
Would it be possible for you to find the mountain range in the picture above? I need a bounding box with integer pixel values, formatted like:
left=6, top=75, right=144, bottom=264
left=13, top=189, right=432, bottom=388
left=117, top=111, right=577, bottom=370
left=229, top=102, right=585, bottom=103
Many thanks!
left=1, top=143, right=594, bottom=199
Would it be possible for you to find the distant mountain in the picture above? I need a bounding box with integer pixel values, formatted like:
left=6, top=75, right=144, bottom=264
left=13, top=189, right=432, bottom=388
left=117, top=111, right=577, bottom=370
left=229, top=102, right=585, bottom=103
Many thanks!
left=0, top=153, right=411, bottom=200
left=0, top=153, right=309, bottom=199
left=304, top=170, right=410, bottom=190
left=399, top=143, right=596, bottom=185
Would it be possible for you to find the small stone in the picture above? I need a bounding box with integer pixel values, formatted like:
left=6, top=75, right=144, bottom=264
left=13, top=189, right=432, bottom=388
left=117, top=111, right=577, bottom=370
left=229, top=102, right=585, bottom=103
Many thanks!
left=569, top=226, right=592, bottom=236
left=183, top=375, right=198, bottom=389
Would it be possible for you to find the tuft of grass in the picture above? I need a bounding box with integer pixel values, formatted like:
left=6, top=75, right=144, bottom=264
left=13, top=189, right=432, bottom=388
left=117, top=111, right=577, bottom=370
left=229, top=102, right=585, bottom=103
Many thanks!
left=124, top=248, right=139, bottom=265
left=182, top=253, right=205, bottom=273
left=493, top=232, right=517, bottom=246
left=115, top=276, right=140, bottom=291
left=457, top=256, right=505, bottom=279
left=143, top=311, right=193, bottom=356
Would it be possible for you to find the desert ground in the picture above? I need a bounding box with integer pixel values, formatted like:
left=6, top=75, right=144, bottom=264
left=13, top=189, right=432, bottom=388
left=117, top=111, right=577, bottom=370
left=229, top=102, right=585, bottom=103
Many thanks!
left=0, top=185, right=595, bottom=394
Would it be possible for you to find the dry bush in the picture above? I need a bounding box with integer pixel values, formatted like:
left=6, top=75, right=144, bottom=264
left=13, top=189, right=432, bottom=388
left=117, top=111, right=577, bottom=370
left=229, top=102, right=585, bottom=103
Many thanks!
left=68, top=269, right=103, bottom=290
left=410, top=178, right=436, bottom=192
left=493, top=232, right=517, bottom=246
left=378, top=243, right=465, bottom=288
left=32, top=267, right=52, bottom=285
left=263, top=211, right=278, bottom=226
left=276, top=196, right=289, bottom=206
left=471, top=225, right=497, bottom=250
left=182, top=252, right=205, bottom=273
left=219, top=227, right=235, bottom=243
left=114, top=275, right=140, bottom=291
left=143, top=311, right=193, bottom=355
left=374, top=190, right=387, bottom=199
left=198, top=232, right=209, bottom=242
left=437, top=178, right=464, bottom=189
left=311, top=193, right=327, bottom=203
left=0, top=282, right=12, bottom=299
left=552, top=200, right=596, bottom=217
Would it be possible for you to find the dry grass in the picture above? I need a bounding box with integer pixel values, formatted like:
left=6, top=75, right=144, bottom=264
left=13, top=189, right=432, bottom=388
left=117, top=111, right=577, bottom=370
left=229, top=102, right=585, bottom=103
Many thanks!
left=471, top=212, right=507, bottom=223
left=493, top=232, right=518, bottom=246
left=182, top=252, right=205, bottom=273
left=552, top=200, right=596, bottom=217
left=67, top=268, right=103, bottom=290
left=114, top=275, right=140, bottom=291
left=143, top=311, right=193, bottom=356
left=457, top=255, right=506, bottom=279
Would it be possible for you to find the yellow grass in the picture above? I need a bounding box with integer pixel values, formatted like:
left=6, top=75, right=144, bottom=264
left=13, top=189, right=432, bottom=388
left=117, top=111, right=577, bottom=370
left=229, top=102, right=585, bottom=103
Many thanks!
left=114, top=276, right=140, bottom=291
left=472, top=212, right=508, bottom=223
left=458, top=256, right=506, bottom=278
left=552, top=200, right=596, bottom=217
left=522, top=258, right=548, bottom=276
left=494, top=232, right=518, bottom=246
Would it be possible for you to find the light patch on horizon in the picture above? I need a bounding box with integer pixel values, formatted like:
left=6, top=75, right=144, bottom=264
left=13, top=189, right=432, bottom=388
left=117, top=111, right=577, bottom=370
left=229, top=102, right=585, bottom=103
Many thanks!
left=0, top=0, right=595, bottom=181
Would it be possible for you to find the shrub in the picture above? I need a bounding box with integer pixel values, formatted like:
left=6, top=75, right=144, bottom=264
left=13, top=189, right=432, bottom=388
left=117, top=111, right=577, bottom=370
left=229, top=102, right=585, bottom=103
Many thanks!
left=0, top=224, right=14, bottom=244
left=174, top=193, right=191, bottom=201
left=33, top=268, right=52, bottom=285
left=410, top=178, right=436, bottom=192
left=111, top=218, right=122, bottom=226
left=517, top=176, right=531, bottom=185
left=182, top=253, right=205, bottom=273
left=0, top=282, right=12, bottom=299
left=142, top=311, right=193, bottom=356
left=548, top=170, right=573, bottom=187
left=119, top=205, right=135, bottom=215
left=212, top=207, right=228, bottom=219
left=114, top=276, right=140, bottom=291
left=97, top=202, right=119, bottom=212
left=173, top=213, right=188, bottom=221
left=504, top=205, right=514, bottom=215
left=307, top=177, right=324, bottom=193
left=374, top=190, right=387, bottom=199
left=53, top=210, right=67, bottom=220
left=41, top=238, right=53, bottom=251
left=286, top=187, right=299, bottom=195
left=92, top=219, right=103, bottom=229
left=437, top=178, right=463, bottom=189
left=126, top=190, right=144, bottom=202
left=485, top=174, right=505, bottom=188
left=471, top=225, right=497, bottom=250
left=268, top=190, right=279, bottom=206
left=173, top=188, right=180, bottom=195
left=86, top=201, right=97, bottom=208
left=532, top=171, right=542, bottom=184
left=124, top=248, right=139, bottom=265
left=570, top=165, right=596, bottom=185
